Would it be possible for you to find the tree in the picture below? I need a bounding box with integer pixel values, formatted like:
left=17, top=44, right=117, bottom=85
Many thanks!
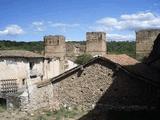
left=75, top=54, right=93, bottom=65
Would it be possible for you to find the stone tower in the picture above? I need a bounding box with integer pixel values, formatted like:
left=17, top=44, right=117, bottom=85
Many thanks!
left=44, top=35, right=66, bottom=59
left=86, top=32, right=106, bottom=56
left=136, top=29, right=160, bottom=60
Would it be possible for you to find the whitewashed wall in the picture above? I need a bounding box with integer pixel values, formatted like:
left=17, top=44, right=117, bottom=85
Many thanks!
left=43, top=59, right=60, bottom=80
left=0, top=57, right=43, bottom=89
left=65, top=60, right=77, bottom=71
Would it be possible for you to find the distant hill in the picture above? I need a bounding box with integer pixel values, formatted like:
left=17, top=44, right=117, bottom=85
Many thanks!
left=107, top=41, right=135, bottom=58
left=0, top=40, right=44, bottom=53
left=0, top=40, right=135, bottom=58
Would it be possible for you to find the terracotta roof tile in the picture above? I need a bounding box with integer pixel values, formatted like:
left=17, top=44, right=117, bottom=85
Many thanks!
left=103, top=54, right=139, bottom=66
left=0, top=50, right=43, bottom=58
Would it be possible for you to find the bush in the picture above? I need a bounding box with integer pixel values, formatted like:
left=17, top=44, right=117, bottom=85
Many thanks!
left=75, top=54, right=93, bottom=65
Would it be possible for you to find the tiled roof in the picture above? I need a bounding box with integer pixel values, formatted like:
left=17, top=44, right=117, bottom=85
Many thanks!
left=103, top=54, right=139, bottom=66
left=0, top=50, right=43, bottom=58
left=103, top=54, right=160, bottom=86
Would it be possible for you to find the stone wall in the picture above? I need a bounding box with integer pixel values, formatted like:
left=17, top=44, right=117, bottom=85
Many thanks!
left=136, top=29, right=160, bottom=60
left=44, top=32, right=107, bottom=59
left=19, top=84, right=56, bottom=112
left=86, top=32, right=106, bottom=56
left=0, top=57, right=43, bottom=89
left=24, top=60, right=159, bottom=112
left=50, top=61, right=159, bottom=110
left=66, top=43, right=86, bottom=57
left=44, top=35, right=66, bottom=59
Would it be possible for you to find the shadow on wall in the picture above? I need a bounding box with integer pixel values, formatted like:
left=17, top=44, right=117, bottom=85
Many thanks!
left=142, top=33, right=160, bottom=72
left=78, top=34, right=160, bottom=120
left=78, top=62, right=160, bottom=120
left=144, top=33, right=160, bottom=64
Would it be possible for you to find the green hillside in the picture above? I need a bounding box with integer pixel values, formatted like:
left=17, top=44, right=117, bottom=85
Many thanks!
left=0, top=40, right=135, bottom=57
left=0, top=40, right=44, bottom=53
left=107, top=41, right=136, bottom=58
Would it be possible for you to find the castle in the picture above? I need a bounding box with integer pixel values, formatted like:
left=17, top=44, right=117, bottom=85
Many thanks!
left=44, top=29, right=160, bottom=61
left=45, top=32, right=107, bottom=58
left=0, top=30, right=160, bottom=116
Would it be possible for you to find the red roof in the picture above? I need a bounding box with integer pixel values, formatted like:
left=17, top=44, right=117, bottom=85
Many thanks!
left=103, top=54, right=139, bottom=66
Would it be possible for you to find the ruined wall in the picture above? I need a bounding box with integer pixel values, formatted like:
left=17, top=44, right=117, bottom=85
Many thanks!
left=66, top=43, right=86, bottom=57
left=20, top=60, right=160, bottom=112
left=44, top=35, right=66, bottom=73
left=44, top=32, right=107, bottom=58
left=50, top=62, right=159, bottom=110
left=136, top=29, right=160, bottom=60
left=0, top=57, right=43, bottom=89
left=43, top=58, right=60, bottom=80
left=86, top=32, right=106, bottom=56
left=19, top=84, right=56, bottom=112
left=44, top=35, right=66, bottom=59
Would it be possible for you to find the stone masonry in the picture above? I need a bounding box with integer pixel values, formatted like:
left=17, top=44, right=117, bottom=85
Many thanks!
left=136, top=29, right=160, bottom=60
left=44, top=35, right=66, bottom=59
left=22, top=58, right=160, bottom=112
left=44, top=35, right=67, bottom=73
left=44, top=32, right=107, bottom=58
left=66, top=43, right=86, bottom=57
left=86, top=32, right=106, bottom=56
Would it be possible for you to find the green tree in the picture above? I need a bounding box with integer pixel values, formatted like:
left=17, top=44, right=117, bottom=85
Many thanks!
left=75, top=54, right=93, bottom=65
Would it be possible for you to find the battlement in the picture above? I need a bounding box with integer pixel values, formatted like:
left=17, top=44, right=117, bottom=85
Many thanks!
left=44, top=35, right=65, bottom=46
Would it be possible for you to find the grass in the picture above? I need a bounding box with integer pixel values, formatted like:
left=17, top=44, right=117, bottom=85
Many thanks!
left=53, top=107, right=78, bottom=120
left=34, top=107, right=84, bottom=120
left=36, top=115, right=47, bottom=120
left=0, top=105, right=6, bottom=112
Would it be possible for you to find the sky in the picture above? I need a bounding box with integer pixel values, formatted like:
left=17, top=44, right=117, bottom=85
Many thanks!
left=0, top=0, right=160, bottom=41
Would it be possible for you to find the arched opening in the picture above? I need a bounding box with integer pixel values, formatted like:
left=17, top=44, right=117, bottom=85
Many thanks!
left=0, top=98, right=7, bottom=110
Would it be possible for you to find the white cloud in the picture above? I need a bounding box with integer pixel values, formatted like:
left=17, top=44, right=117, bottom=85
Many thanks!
left=32, top=21, right=45, bottom=31
left=50, top=23, right=80, bottom=32
left=51, top=23, right=79, bottom=28
left=96, top=12, right=160, bottom=31
left=31, top=21, right=80, bottom=32
left=89, top=25, right=113, bottom=32
left=97, top=17, right=118, bottom=27
left=107, top=34, right=135, bottom=41
left=32, top=21, right=43, bottom=26
left=0, top=25, right=24, bottom=36
left=120, top=12, right=155, bottom=21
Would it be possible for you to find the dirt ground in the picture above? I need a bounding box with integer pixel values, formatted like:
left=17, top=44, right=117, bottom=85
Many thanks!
left=0, top=108, right=86, bottom=120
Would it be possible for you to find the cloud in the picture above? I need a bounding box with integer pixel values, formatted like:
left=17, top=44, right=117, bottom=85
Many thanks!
left=120, top=12, right=155, bottom=21
left=32, top=21, right=45, bottom=31
left=89, top=25, right=113, bottom=32
left=51, top=23, right=79, bottom=28
left=0, top=25, right=24, bottom=36
left=50, top=22, right=80, bottom=32
left=107, top=34, right=135, bottom=41
left=96, top=12, right=160, bottom=31
left=31, top=21, right=80, bottom=32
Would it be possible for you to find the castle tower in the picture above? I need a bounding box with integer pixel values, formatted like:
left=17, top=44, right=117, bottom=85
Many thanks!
left=44, top=35, right=66, bottom=74
left=44, top=35, right=66, bottom=59
left=86, top=32, right=106, bottom=56
left=136, top=29, right=160, bottom=60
